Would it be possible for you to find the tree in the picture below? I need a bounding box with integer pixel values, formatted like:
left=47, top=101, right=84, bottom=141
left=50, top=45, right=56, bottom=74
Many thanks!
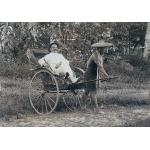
left=143, top=23, right=150, bottom=60
left=0, top=22, right=147, bottom=65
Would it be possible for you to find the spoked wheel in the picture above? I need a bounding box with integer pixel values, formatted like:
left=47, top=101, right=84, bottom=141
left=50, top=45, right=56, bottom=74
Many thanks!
left=62, top=90, right=85, bottom=111
left=29, top=68, right=60, bottom=115
left=62, top=66, right=87, bottom=111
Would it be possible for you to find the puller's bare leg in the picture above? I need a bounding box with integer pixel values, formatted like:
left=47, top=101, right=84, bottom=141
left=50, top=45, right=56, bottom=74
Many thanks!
left=90, top=91, right=99, bottom=113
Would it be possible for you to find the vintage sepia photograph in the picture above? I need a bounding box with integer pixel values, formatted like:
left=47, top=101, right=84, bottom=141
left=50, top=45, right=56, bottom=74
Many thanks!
left=0, top=22, right=150, bottom=127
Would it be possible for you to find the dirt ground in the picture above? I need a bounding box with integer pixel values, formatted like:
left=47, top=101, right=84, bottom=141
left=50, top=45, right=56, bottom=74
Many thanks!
left=0, top=76, right=150, bottom=127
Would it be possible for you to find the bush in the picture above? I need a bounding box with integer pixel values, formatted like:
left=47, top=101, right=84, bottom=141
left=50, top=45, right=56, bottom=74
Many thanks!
left=0, top=61, right=32, bottom=79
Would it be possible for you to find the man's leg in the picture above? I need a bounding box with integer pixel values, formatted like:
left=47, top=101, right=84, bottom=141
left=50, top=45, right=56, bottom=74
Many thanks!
left=81, top=90, right=89, bottom=109
left=89, top=91, right=98, bottom=108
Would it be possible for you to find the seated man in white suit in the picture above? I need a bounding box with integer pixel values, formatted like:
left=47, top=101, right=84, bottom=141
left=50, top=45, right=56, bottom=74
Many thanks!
left=38, top=43, right=78, bottom=83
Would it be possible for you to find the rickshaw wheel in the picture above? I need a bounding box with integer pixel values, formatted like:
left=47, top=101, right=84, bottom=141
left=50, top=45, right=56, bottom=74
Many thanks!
left=29, top=68, right=60, bottom=115
left=62, top=66, right=85, bottom=111
left=62, top=90, right=84, bottom=111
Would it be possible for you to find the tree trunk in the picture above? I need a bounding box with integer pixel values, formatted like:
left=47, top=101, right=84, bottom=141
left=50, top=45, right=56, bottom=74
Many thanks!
left=143, top=23, right=150, bottom=60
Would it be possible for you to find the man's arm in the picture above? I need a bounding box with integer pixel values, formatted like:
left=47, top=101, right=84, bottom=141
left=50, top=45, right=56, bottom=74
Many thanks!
left=95, top=52, right=109, bottom=78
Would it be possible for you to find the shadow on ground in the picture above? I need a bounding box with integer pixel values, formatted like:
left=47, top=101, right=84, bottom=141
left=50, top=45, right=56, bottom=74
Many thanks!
left=125, top=118, right=150, bottom=127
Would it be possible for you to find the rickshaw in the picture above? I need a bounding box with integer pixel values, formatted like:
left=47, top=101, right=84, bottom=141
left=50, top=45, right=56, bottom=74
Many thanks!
left=27, top=42, right=116, bottom=114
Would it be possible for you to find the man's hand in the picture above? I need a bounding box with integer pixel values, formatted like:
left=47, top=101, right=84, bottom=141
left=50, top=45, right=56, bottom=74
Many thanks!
left=101, top=73, right=109, bottom=79
left=55, top=62, right=62, bottom=69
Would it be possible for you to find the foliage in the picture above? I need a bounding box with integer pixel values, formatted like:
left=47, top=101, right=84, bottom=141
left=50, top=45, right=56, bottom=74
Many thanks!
left=0, top=22, right=147, bottom=65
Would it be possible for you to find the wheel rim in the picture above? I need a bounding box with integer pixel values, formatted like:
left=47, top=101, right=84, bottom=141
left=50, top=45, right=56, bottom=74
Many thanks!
left=63, top=90, right=84, bottom=111
left=61, top=67, right=84, bottom=111
left=29, top=69, right=60, bottom=114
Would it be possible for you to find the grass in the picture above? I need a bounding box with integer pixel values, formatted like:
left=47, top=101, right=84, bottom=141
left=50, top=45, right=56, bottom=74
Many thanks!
left=0, top=60, right=150, bottom=117
left=0, top=61, right=33, bottom=79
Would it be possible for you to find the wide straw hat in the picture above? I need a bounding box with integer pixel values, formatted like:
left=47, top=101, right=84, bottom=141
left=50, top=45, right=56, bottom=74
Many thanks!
left=91, top=40, right=113, bottom=48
